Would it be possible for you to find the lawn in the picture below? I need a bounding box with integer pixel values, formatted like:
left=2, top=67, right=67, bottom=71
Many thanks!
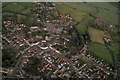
left=88, top=27, right=110, bottom=44
left=88, top=43, right=113, bottom=65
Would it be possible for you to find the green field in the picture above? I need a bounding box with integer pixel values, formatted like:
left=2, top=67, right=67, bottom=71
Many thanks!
left=62, top=2, right=118, bottom=25
left=2, top=2, right=36, bottom=26
left=108, top=42, right=118, bottom=53
left=88, top=43, right=113, bottom=65
left=3, top=3, right=26, bottom=13
left=75, top=16, right=94, bottom=35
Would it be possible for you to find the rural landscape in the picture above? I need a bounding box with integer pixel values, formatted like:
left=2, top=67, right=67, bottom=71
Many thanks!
left=1, top=2, right=120, bottom=80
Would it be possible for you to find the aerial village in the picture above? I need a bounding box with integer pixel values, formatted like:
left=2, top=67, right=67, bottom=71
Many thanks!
left=2, top=2, right=120, bottom=80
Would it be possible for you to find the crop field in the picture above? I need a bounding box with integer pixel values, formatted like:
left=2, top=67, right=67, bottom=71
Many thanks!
left=63, top=2, right=118, bottom=25
left=88, top=43, right=113, bottom=65
left=88, top=27, right=111, bottom=44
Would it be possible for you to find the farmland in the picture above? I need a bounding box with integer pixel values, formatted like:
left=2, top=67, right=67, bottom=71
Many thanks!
left=61, top=2, right=118, bottom=25
left=88, top=27, right=111, bottom=44
left=88, top=43, right=113, bottom=65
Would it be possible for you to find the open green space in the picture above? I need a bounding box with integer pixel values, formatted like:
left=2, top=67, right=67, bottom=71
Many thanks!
left=88, top=43, right=113, bottom=65
left=75, top=16, right=94, bottom=35
left=107, top=42, right=119, bottom=63
left=108, top=42, right=118, bottom=53
left=2, top=2, right=36, bottom=26
left=75, top=23, right=87, bottom=35
left=3, top=3, right=26, bottom=13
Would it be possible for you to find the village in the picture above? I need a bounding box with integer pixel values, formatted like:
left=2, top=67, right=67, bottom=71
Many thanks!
left=2, top=2, right=120, bottom=80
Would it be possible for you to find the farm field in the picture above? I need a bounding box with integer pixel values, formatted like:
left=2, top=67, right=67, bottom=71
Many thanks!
left=88, top=43, right=113, bottom=65
left=62, top=2, right=118, bottom=25
left=88, top=27, right=111, bottom=44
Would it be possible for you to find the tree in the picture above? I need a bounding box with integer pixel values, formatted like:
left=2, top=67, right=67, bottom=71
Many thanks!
left=2, top=48, right=17, bottom=68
